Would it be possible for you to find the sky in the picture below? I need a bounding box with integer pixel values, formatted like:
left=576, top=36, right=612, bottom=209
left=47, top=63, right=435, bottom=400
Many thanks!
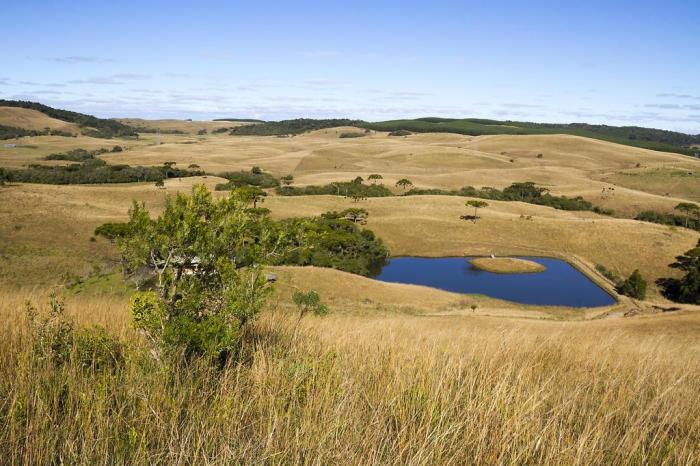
left=1, top=0, right=699, bottom=133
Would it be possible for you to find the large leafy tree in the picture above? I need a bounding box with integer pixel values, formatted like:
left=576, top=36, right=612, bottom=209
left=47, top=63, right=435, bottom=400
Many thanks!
left=118, top=185, right=294, bottom=363
left=675, top=202, right=700, bottom=228
left=659, top=240, right=700, bottom=304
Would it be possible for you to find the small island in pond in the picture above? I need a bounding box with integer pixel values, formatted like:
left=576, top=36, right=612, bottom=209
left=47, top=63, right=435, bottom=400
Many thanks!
left=470, top=257, right=547, bottom=274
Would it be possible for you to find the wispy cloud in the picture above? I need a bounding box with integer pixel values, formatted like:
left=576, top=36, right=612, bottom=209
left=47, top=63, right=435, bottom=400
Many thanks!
left=644, top=103, right=700, bottom=110
left=500, top=103, right=545, bottom=109
left=303, top=79, right=349, bottom=87
left=656, top=93, right=700, bottom=100
left=302, top=51, right=341, bottom=59
left=68, top=74, right=150, bottom=85
left=44, top=55, right=114, bottom=64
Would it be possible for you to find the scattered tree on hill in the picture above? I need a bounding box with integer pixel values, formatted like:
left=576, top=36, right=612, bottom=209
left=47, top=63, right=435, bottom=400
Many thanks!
left=155, top=179, right=165, bottom=189
left=368, top=174, right=383, bottom=184
left=280, top=174, right=294, bottom=186
left=352, top=176, right=364, bottom=184
left=112, top=145, right=123, bottom=152
left=251, top=166, right=263, bottom=175
left=465, top=200, right=489, bottom=222
left=675, top=202, right=700, bottom=228
left=188, top=164, right=201, bottom=170
left=292, top=290, right=328, bottom=338
left=197, top=129, right=207, bottom=135
left=658, top=240, right=700, bottom=304
left=396, top=178, right=413, bottom=192
left=617, top=269, right=647, bottom=300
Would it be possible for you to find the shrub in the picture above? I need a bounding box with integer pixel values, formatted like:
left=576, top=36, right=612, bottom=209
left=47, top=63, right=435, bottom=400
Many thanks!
left=215, top=168, right=279, bottom=190
left=617, top=270, right=647, bottom=299
left=26, top=294, right=123, bottom=371
left=388, top=129, right=412, bottom=136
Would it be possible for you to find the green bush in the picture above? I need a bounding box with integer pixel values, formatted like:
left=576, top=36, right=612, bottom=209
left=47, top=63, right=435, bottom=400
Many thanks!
left=617, top=270, right=647, bottom=299
left=26, top=295, right=123, bottom=371
left=215, top=168, right=279, bottom=190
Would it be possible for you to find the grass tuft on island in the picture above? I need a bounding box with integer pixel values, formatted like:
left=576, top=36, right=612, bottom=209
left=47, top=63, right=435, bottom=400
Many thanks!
left=470, top=257, right=546, bottom=274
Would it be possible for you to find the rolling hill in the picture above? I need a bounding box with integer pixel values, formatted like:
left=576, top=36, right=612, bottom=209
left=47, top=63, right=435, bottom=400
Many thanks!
left=0, top=100, right=137, bottom=138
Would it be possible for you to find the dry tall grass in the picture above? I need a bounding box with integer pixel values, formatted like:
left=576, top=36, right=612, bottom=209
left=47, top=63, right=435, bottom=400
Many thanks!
left=1, top=290, right=699, bottom=465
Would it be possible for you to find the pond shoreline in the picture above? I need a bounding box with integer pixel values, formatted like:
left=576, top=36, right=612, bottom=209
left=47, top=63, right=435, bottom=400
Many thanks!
left=374, top=255, right=619, bottom=308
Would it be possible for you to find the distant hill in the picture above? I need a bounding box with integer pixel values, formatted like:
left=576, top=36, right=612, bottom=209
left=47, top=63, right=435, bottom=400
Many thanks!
left=213, top=118, right=266, bottom=123
left=0, top=100, right=137, bottom=139
left=363, top=118, right=700, bottom=157
left=224, top=116, right=699, bottom=156
left=229, top=119, right=366, bottom=136
left=0, top=107, right=81, bottom=135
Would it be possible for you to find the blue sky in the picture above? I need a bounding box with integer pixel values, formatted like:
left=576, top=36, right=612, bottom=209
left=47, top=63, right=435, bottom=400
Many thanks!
left=1, top=0, right=699, bottom=133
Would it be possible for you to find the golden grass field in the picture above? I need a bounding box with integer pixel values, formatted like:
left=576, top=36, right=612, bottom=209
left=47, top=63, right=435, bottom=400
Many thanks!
left=0, top=107, right=80, bottom=134
left=1, top=288, right=699, bottom=464
left=1, top=113, right=700, bottom=463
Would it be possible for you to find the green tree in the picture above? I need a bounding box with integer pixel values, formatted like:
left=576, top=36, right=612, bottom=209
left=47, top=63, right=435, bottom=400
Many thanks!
left=675, top=202, right=700, bottom=228
left=660, top=240, right=700, bottom=304
left=155, top=179, right=165, bottom=189
left=281, top=174, right=294, bottom=186
left=465, top=200, right=488, bottom=221
left=618, top=269, right=647, bottom=300
left=395, top=178, right=413, bottom=192
left=117, top=185, right=289, bottom=364
left=292, top=290, right=328, bottom=338
left=238, top=186, right=267, bottom=208
left=251, top=166, right=263, bottom=175
left=368, top=174, right=383, bottom=184
left=342, top=208, right=369, bottom=223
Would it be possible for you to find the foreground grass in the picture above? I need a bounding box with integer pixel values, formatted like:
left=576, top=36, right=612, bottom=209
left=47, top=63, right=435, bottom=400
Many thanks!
left=1, top=290, right=699, bottom=464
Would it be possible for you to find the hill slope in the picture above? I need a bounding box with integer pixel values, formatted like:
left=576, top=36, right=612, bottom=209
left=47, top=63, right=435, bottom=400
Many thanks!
left=365, top=117, right=700, bottom=157
left=0, top=107, right=80, bottom=134
left=0, top=100, right=137, bottom=138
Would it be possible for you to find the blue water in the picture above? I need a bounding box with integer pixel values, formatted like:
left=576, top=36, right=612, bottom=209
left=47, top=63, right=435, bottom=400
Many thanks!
left=373, top=257, right=616, bottom=308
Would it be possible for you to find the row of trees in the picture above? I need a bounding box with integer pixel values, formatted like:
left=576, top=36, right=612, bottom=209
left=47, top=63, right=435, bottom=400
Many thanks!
left=4, top=160, right=203, bottom=185
left=636, top=202, right=700, bottom=232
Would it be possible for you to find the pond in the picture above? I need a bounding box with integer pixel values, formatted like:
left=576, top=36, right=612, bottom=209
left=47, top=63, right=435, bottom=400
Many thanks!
left=372, top=256, right=616, bottom=308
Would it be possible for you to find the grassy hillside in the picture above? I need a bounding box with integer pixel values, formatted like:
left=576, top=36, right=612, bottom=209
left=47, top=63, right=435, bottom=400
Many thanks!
left=0, top=107, right=80, bottom=134
left=365, top=117, right=700, bottom=157
left=2, top=287, right=699, bottom=464
left=0, top=100, right=137, bottom=138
